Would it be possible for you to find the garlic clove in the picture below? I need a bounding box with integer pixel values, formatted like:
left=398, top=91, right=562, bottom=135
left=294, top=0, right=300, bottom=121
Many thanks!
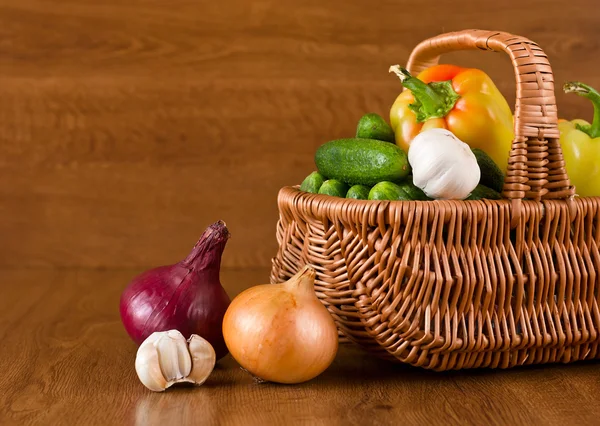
left=135, top=332, right=172, bottom=392
left=135, top=330, right=216, bottom=392
left=186, top=334, right=216, bottom=386
left=155, top=330, right=193, bottom=385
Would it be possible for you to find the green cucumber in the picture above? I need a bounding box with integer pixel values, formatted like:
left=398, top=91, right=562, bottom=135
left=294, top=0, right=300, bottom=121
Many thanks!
left=368, top=181, right=432, bottom=201
left=466, top=184, right=502, bottom=200
left=472, top=148, right=505, bottom=193
left=300, top=171, right=325, bottom=193
left=318, top=179, right=349, bottom=197
left=368, top=181, right=410, bottom=201
left=396, top=180, right=431, bottom=201
left=346, top=184, right=371, bottom=200
left=356, top=113, right=395, bottom=142
left=315, top=138, right=410, bottom=186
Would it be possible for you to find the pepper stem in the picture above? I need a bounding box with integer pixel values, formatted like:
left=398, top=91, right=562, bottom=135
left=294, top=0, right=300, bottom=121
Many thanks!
left=564, top=82, right=600, bottom=138
left=389, top=65, right=460, bottom=123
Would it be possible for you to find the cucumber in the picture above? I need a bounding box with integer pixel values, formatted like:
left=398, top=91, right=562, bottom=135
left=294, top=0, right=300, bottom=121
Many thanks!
left=318, top=179, right=349, bottom=197
left=466, top=184, right=502, bottom=200
left=300, top=171, right=325, bottom=193
left=369, top=181, right=432, bottom=201
left=356, top=113, right=395, bottom=142
left=396, top=180, right=431, bottom=201
left=367, top=182, right=408, bottom=201
left=346, top=184, right=370, bottom=200
left=315, top=139, right=410, bottom=186
left=472, top=148, right=505, bottom=193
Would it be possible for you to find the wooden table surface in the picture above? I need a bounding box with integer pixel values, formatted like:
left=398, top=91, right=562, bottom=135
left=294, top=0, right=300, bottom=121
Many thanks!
left=0, top=268, right=600, bottom=425
left=3, top=0, right=600, bottom=424
left=1, top=267, right=599, bottom=425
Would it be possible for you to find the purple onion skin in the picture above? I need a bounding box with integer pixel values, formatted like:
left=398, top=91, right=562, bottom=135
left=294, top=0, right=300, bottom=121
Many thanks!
left=120, top=221, right=231, bottom=359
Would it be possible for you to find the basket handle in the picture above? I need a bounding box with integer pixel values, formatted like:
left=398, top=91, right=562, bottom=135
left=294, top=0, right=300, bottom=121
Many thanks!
left=406, top=29, right=574, bottom=201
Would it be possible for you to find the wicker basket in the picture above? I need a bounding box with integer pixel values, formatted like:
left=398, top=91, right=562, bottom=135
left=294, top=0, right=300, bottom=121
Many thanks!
left=270, top=29, right=600, bottom=371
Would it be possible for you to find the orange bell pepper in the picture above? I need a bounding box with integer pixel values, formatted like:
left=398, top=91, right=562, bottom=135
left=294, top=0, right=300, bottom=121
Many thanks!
left=389, top=64, right=514, bottom=171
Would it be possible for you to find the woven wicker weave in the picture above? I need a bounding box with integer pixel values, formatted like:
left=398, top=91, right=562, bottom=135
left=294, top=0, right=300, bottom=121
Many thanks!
left=270, top=29, right=600, bottom=370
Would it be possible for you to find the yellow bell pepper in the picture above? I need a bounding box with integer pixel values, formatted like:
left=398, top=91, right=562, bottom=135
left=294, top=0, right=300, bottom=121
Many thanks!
left=389, top=64, right=514, bottom=171
left=559, top=82, right=600, bottom=197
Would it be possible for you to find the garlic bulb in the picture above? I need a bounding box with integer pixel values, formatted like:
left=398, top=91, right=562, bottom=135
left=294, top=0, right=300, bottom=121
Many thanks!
left=408, top=128, right=480, bottom=199
left=135, top=330, right=216, bottom=392
left=222, top=266, right=338, bottom=384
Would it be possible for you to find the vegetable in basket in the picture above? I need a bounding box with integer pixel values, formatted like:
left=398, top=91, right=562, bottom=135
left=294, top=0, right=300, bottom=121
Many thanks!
left=368, top=181, right=430, bottom=201
left=300, top=171, right=325, bottom=194
left=346, top=184, right=371, bottom=200
left=356, top=113, right=395, bottom=142
left=471, top=148, right=505, bottom=193
left=466, top=184, right=502, bottom=200
left=389, top=64, right=514, bottom=172
left=408, top=128, right=480, bottom=200
left=559, top=81, right=600, bottom=197
left=318, top=179, right=349, bottom=197
left=315, top=138, right=410, bottom=186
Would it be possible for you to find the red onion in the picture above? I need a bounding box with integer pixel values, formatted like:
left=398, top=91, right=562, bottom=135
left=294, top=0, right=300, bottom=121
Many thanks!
left=120, top=220, right=231, bottom=359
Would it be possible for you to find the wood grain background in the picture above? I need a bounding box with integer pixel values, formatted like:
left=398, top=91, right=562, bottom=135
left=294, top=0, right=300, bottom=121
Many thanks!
left=2, top=0, right=600, bottom=270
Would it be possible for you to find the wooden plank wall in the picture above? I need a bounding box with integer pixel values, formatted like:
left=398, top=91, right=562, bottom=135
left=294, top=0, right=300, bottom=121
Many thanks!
left=2, top=0, right=599, bottom=269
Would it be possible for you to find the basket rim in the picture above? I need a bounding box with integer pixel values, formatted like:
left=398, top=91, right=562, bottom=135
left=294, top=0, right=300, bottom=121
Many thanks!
left=282, top=185, right=591, bottom=206
left=279, top=186, right=593, bottom=227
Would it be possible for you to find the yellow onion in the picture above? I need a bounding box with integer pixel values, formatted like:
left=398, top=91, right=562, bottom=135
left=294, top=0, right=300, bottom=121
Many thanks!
left=222, top=266, right=338, bottom=384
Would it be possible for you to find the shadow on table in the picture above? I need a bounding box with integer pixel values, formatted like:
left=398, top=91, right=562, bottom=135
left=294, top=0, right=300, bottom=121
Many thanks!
left=314, top=343, right=600, bottom=388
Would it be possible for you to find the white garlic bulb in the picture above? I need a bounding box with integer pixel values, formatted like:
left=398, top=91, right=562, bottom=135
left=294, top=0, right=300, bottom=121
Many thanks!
left=135, top=330, right=216, bottom=392
left=408, top=128, right=480, bottom=200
